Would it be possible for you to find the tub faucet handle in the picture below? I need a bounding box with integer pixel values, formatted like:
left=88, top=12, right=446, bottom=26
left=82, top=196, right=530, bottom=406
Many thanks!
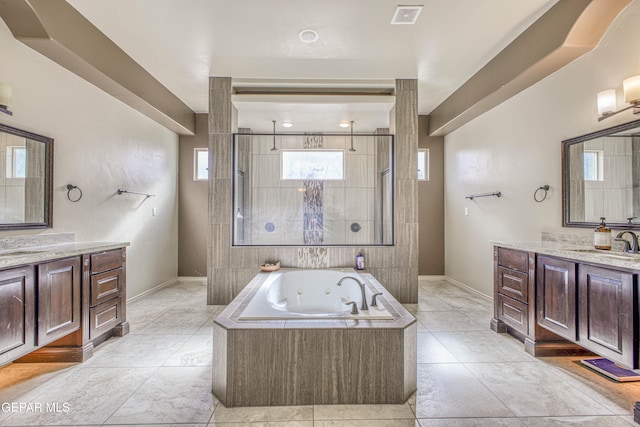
left=344, top=301, right=359, bottom=315
left=371, top=292, right=383, bottom=307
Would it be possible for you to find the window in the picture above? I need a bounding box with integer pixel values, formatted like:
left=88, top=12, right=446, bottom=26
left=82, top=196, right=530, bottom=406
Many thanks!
left=194, top=148, right=209, bottom=180
left=584, top=150, right=604, bottom=181
left=418, top=149, right=429, bottom=181
left=281, top=150, right=344, bottom=180
left=6, top=146, right=26, bottom=178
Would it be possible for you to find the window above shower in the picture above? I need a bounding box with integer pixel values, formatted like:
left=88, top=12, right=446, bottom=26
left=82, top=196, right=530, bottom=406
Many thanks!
left=232, top=132, right=394, bottom=246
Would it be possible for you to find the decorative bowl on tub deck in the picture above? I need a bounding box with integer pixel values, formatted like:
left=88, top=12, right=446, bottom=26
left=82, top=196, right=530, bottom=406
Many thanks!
left=259, top=261, right=280, bottom=272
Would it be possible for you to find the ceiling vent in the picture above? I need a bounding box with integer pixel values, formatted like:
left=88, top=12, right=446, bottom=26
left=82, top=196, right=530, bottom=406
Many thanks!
left=391, top=5, right=423, bottom=25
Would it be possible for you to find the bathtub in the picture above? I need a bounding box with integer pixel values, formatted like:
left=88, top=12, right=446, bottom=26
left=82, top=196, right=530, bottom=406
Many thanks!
left=238, top=269, right=394, bottom=320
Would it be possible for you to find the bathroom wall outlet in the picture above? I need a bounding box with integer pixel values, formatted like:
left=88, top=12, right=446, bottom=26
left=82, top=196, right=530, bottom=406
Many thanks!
left=464, top=207, right=469, bottom=216
left=152, top=207, right=157, bottom=217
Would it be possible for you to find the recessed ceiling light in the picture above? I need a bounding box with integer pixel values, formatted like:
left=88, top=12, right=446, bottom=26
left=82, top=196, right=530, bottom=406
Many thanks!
left=282, top=121, right=294, bottom=128
left=299, top=29, right=319, bottom=43
left=339, top=122, right=351, bottom=128
left=391, top=5, right=423, bottom=25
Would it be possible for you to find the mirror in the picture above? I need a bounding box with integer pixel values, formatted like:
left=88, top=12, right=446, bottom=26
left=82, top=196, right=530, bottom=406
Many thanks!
left=232, top=131, right=394, bottom=246
left=563, top=118, right=640, bottom=229
left=0, top=124, right=53, bottom=230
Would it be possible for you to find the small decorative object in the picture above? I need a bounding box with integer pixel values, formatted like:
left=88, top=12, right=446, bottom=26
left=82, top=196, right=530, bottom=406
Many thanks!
left=265, top=222, right=275, bottom=232
left=350, top=222, right=361, bottom=232
left=260, top=261, right=280, bottom=272
left=355, top=252, right=364, bottom=270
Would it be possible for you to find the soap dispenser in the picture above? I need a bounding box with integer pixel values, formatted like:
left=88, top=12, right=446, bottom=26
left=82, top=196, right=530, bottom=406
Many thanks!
left=355, top=252, right=364, bottom=270
left=594, top=217, right=611, bottom=250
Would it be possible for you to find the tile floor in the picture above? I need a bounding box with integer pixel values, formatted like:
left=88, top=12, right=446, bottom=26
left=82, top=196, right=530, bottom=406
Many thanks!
left=0, top=277, right=638, bottom=426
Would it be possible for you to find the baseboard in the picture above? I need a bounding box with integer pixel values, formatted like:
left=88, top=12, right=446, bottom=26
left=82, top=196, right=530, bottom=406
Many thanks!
left=127, top=277, right=180, bottom=304
left=178, top=276, right=207, bottom=284
left=419, top=275, right=446, bottom=282
left=444, top=276, right=493, bottom=303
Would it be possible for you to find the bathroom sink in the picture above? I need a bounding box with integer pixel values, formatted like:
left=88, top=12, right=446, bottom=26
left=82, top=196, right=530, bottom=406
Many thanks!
left=571, top=249, right=640, bottom=260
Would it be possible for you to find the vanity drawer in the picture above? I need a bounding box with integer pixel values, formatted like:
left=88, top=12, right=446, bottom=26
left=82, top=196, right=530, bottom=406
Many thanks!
left=497, top=267, right=528, bottom=302
left=90, top=249, right=124, bottom=275
left=496, top=293, right=528, bottom=336
left=90, top=268, right=123, bottom=306
left=497, top=248, right=528, bottom=272
left=89, top=297, right=122, bottom=339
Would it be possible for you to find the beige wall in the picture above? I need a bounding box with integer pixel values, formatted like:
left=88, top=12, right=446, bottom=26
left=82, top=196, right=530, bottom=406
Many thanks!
left=178, top=113, right=208, bottom=276
left=0, top=19, right=179, bottom=298
left=443, top=2, right=640, bottom=297
left=418, top=115, right=444, bottom=275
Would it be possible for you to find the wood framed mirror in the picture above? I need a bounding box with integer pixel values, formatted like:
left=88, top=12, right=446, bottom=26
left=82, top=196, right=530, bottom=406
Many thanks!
left=0, top=124, right=53, bottom=230
left=563, top=118, right=640, bottom=229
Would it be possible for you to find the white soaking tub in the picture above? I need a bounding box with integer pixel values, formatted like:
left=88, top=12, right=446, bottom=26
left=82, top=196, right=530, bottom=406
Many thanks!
left=238, top=269, right=393, bottom=320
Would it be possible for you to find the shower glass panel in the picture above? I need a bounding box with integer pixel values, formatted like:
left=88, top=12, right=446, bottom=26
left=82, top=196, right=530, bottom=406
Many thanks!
left=232, top=132, right=394, bottom=246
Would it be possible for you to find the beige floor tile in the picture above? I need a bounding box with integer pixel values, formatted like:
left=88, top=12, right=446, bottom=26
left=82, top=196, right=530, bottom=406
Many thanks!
left=210, top=423, right=312, bottom=427
left=210, top=405, right=313, bottom=423
left=415, top=311, right=487, bottom=332
left=432, top=331, right=536, bottom=363
left=0, top=362, right=75, bottom=404
left=164, top=334, right=213, bottom=366
left=315, top=420, right=419, bottom=426
left=417, top=333, right=459, bottom=364
left=414, top=364, right=514, bottom=419
left=104, top=366, right=216, bottom=425
left=313, top=403, right=416, bottom=420
left=418, top=418, right=526, bottom=427
left=83, top=334, right=190, bottom=368
left=0, top=367, right=155, bottom=426
left=466, top=362, right=615, bottom=417
left=520, top=415, right=635, bottom=426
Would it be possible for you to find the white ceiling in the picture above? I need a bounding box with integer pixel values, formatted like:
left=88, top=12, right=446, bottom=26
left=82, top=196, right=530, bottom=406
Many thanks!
left=66, top=0, right=557, bottom=132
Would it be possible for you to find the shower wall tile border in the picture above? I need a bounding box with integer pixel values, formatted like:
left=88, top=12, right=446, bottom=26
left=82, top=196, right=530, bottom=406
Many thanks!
left=208, top=78, right=418, bottom=304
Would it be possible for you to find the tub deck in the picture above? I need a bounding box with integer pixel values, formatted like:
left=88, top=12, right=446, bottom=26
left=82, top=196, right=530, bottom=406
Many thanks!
left=212, top=270, right=417, bottom=407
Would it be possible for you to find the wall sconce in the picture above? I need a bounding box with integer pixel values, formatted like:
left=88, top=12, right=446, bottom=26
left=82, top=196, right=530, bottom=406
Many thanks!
left=597, top=75, right=640, bottom=121
left=0, top=83, right=12, bottom=116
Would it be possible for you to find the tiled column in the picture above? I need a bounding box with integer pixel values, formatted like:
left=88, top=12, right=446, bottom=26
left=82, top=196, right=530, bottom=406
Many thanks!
left=208, top=77, right=234, bottom=304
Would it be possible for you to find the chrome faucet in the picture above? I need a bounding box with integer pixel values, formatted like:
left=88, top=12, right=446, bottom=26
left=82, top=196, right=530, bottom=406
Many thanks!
left=615, top=231, right=639, bottom=253
left=337, top=276, right=368, bottom=311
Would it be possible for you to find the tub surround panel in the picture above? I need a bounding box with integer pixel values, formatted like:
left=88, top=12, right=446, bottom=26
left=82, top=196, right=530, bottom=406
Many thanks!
left=212, top=270, right=417, bottom=406
left=208, top=78, right=418, bottom=304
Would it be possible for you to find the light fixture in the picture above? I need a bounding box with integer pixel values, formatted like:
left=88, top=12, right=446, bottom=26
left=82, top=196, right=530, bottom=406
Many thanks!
left=597, top=75, right=640, bottom=121
left=339, top=122, right=351, bottom=128
left=282, top=121, right=293, bottom=128
left=298, top=29, right=319, bottom=43
left=271, top=120, right=278, bottom=151
left=0, top=83, right=12, bottom=116
left=349, top=120, right=356, bottom=152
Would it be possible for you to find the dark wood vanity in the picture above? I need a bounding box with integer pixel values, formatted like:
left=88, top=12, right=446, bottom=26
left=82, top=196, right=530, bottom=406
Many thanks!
left=0, top=246, right=128, bottom=366
left=493, top=245, right=639, bottom=368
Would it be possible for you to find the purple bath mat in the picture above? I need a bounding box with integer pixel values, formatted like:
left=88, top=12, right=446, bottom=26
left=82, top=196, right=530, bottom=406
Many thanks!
left=581, top=358, right=640, bottom=382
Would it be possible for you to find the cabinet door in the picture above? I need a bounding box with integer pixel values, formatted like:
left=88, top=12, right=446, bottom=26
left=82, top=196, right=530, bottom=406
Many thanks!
left=38, top=257, right=81, bottom=346
left=0, top=266, right=35, bottom=365
left=578, top=265, right=635, bottom=368
left=536, top=256, right=577, bottom=341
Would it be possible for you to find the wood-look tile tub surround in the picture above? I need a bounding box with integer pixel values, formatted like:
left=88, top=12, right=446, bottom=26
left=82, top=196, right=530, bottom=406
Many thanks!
left=212, top=270, right=417, bottom=407
left=208, top=78, right=419, bottom=305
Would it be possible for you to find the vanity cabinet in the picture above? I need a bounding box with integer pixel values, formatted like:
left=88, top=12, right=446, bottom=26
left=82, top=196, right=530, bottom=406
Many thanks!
left=0, top=266, right=35, bottom=365
left=0, top=245, right=128, bottom=366
left=536, top=256, right=577, bottom=341
left=37, top=257, right=81, bottom=346
left=578, top=265, right=635, bottom=367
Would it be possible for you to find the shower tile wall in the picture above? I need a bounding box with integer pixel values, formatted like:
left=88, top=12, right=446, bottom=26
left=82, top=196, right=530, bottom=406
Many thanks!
left=208, top=77, right=418, bottom=304
left=246, top=134, right=375, bottom=246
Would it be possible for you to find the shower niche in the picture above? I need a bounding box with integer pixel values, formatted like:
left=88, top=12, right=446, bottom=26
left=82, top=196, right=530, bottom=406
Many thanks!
left=232, top=131, right=394, bottom=246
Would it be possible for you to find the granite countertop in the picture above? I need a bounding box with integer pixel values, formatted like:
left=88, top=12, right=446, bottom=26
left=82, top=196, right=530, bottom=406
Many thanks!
left=492, top=240, right=640, bottom=271
left=0, top=241, right=130, bottom=269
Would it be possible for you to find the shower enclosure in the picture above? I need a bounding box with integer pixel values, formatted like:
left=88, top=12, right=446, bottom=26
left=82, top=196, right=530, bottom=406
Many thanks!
left=232, top=131, right=394, bottom=246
